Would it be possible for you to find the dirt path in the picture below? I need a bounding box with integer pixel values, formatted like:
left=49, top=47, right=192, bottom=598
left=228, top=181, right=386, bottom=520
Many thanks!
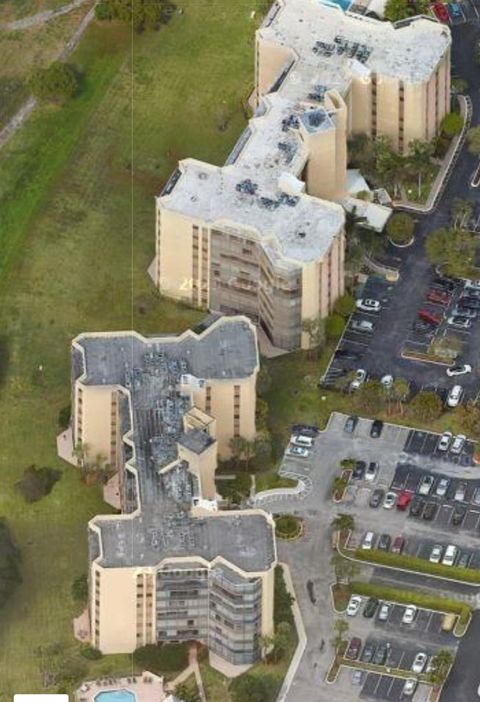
left=2, top=0, right=91, bottom=31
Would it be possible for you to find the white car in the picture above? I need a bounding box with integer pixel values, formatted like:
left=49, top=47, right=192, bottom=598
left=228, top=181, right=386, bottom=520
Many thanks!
left=365, top=462, right=378, bottom=482
left=436, top=477, right=450, bottom=497
left=437, top=431, right=453, bottom=452
left=447, top=385, right=463, bottom=408
left=402, top=605, right=417, bottom=624
left=442, top=544, right=458, bottom=566
left=290, top=434, right=313, bottom=448
left=418, top=474, right=434, bottom=496
left=383, top=492, right=397, bottom=509
left=403, top=679, right=417, bottom=697
left=465, top=279, right=480, bottom=291
left=381, top=374, right=394, bottom=389
left=451, top=434, right=466, bottom=455
left=350, top=368, right=367, bottom=390
left=429, top=544, right=443, bottom=563
left=362, top=531, right=375, bottom=550
left=346, top=595, right=362, bottom=616
left=356, top=298, right=381, bottom=313
left=455, top=482, right=467, bottom=501
left=378, top=602, right=392, bottom=621
left=446, top=364, right=472, bottom=377
left=447, top=316, right=472, bottom=329
left=286, top=445, right=309, bottom=458
left=411, top=652, right=428, bottom=673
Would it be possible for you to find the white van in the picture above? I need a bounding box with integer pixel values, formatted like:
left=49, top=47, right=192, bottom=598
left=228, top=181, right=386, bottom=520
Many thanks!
left=447, top=385, right=463, bottom=408
left=290, top=434, right=313, bottom=448
left=442, top=544, right=458, bottom=566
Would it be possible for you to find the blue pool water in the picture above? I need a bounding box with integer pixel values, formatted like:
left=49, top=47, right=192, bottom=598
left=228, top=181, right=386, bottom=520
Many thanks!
left=94, top=691, right=136, bottom=702
left=321, top=0, right=352, bottom=11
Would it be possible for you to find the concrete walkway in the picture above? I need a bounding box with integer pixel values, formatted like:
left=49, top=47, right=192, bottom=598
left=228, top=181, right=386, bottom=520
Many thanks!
left=2, top=0, right=91, bottom=31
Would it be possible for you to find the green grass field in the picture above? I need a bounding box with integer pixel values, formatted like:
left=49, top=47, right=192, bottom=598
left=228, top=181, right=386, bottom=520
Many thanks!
left=0, top=1, right=261, bottom=693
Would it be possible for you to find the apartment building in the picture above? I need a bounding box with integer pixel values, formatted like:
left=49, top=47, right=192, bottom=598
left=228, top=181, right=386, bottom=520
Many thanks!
left=152, top=1, right=451, bottom=350
left=71, top=316, right=277, bottom=670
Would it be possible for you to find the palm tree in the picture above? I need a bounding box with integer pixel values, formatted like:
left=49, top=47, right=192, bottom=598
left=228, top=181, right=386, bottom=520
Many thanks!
left=331, top=513, right=355, bottom=533
left=392, top=377, right=410, bottom=415
left=330, top=552, right=359, bottom=584
left=332, top=618, right=349, bottom=653
left=428, top=648, right=454, bottom=685
left=451, top=198, right=473, bottom=229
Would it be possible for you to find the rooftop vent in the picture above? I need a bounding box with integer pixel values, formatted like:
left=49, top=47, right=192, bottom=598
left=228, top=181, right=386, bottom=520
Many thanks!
left=297, top=231, right=306, bottom=238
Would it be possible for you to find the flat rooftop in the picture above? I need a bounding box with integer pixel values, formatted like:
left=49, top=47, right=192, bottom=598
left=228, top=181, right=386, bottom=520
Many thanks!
left=260, top=0, right=451, bottom=96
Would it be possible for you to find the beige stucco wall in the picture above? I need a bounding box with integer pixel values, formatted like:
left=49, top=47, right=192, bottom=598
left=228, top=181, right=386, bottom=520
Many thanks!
left=75, top=384, right=118, bottom=466
left=92, top=564, right=139, bottom=653
left=203, top=375, right=257, bottom=454
left=255, top=36, right=294, bottom=101
left=177, top=439, right=218, bottom=500
left=156, top=205, right=195, bottom=303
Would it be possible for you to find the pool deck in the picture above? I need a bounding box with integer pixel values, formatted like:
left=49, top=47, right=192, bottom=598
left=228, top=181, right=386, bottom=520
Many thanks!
left=75, top=671, right=170, bottom=702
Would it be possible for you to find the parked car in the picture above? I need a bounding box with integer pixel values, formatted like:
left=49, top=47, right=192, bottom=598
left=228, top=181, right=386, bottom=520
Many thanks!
left=397, top=491, right=412, bottom=511
left=347, top=595, right=362, bottom=616
left=452, top=504, right=467, bottom=526
left=437, top=431, right=453, bottom=452
left=356, top=298, right=381, bottom=313
left=458, top=297, right=480, bottom=310
left=410, top=496, right=425, bottom=517
left=292, top=424, right=319, bottom=437
left=360, top=641, right=376, bottom=663
left=365, top=461, right=378, bottom=482
left=291, top=434, right=314, bottom=448
left=447, top=385, right=463, bottom=408
left=377, top=533, right=391, bottom=551
left=352, top=460, right=367, bottom=480
left=391, top=536, right=405, bottom=554
left=448, top=2, right=463, bottom=19
left=373, top=642, right=390, bottom=666
left=369, top=488, right=385, bottom=508
left=418, top=474, right=435, bottom=496
left=413, top=320, right=436, bottom=333
left=473, top=487, right=480, bottom=506
left=418, top=309, right=442, bottom=325
left=363, top=597, right=379, bottom=618
left=411, top=652, right=428, bottom=673
left=402, top=679, right=418, bottom=698
left=350, top=319, right=374, bottom=333
left=380, top=374, right=394, bottom=389
left=344, top=415, right=358, bottom=433
left=423, top=501, right=438, bottom=520
left=429, top=544, right=443, bottom=563
left=370, top=419, right=384, bottom=438
left=457, top=551, right=472, bottom=568
left=383, top=492, right=397, bottom=510
left=350, top=368, right=367, bottom=390
left=402, top=605, right=417, bottom=624
left=378, top=602, right=392, bottom=621
left=351, top=669, right=365, bottom=685
left=450, top=434, right=466, bottom=454
left=345, top=637, right=362, bottom=660
left=432, top=2, right=450, bottom=21
left=446, top=364, right=472, bottom=377
left=335, top=348, right=361, bottom=361
left=452, top=306, right=477, bottom=319
left=433, top=274, right=456, bottom=291
left=442, top=544, right=458, bottom=566
left=427, top=289, right=451, bottom=305
left=455, top=481, right=467, bottom=501
left=465, top=279, right=480, bottom=291
left=436, top=477, right=450, bottom=497
left=286, top=445, right=309, bottom=458
left=447, top=316, right=472, bottom=329
left=362, top=531, right=375, bottom=550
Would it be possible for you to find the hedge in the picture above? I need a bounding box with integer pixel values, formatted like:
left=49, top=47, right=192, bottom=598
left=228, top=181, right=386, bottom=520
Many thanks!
left=350, top=581, right=471, bottom=634
left=351, top=547, right=480, bottom=584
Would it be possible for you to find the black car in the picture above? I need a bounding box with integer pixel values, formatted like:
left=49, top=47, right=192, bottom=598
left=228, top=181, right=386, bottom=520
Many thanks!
left=352, top=460, right=366, bottom=480
left=423, top=502, right=438, bottom=521
left=409, top=496, right=425, bottom=517
left=452, top=504, right=467, bottom=526
left=360, top=642, right=376, bottom=663
left=377, top=533, right=391, bottom=551
left=373, top=642, right=390, bottom=666
left=433, top=276, right=456, bottom=292
left=370, top=420, right=384, bottom=438
left=369, top=488, right=385, bottom=508
left=344, top=415, right=359, bottom=434
left=457, top=552, right=472, bottom=568
left=413, top=320, right=436, bottom=332
left=335, top=348, right=360, bottom=361
left=458, top=297, right=480, bottom=310
left=363, top=597, right=379, bottom=618
left=292, top=424, right=319, bottom=437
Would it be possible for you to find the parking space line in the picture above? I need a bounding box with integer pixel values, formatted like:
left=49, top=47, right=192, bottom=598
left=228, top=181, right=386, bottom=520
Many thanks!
left=424, top=610, right=434, bottom=632
left=396, top=651, right=405, bottom=671
left=373, top=674, right=382, bottom=694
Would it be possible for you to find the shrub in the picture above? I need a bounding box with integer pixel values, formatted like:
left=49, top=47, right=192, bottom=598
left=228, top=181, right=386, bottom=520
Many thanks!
left=441, top=112, right=463, bottom=137
left=58, top=404, right=71, bottom=430
left=133, top=643, right=189, bottom=673
left=0, top=519, right=21, bottom=613
left=408, top=390, right=443, bottom=422
left=80, top=645, right=102, bottom=660
left=386, top=213, right=414, bottom=245
left=15, top=465, right=61, bottom=503
left=71, top=574, right=88, bottom=602
left=274, top=514, right=302, bottom=539
left=230, top=673, right=272, bottom=702
left=95, top=0, right=175, bottom=31
left=274, top=566, right=294, bottom=627
left=325, top=314, right=345, bottom=341
left=28, top=62, right=79, bottom=102
left=216, top=472, right=251, bottom=503
left=333, top=293, right=356, bottom=318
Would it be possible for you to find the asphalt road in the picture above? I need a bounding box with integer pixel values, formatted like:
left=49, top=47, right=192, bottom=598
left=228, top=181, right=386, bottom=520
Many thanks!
left=440, top=611, right=480, bottom=702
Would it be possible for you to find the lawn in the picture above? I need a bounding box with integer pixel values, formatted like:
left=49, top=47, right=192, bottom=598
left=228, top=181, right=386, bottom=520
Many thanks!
left=0, top=0, right=262, bottom=694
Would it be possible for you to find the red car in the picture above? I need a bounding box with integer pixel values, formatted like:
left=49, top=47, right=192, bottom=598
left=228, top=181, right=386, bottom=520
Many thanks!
left=432, top=2, right=449, bottom=22
left=418, top=309, right=442, bottom=325
left=427, top=289, right=451, bottom=305
left=396, top=491, right=412, bottom=511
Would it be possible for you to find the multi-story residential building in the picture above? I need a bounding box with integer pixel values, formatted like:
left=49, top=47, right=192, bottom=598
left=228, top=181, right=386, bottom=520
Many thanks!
left=70, top=316, right=277, bottom=670
left=152, top=1, right=451, bottom=350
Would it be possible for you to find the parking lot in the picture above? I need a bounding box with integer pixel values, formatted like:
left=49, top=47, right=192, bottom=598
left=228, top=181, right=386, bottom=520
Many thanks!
left=360, top=673, right=430, bottom=702
left=404, top=429, right=475, bottom=465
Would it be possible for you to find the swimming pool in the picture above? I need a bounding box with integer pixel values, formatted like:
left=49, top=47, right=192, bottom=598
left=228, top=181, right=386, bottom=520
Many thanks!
left=94, top=690, right=136, bottom=702
left=320, top=0, right=352, bottom=11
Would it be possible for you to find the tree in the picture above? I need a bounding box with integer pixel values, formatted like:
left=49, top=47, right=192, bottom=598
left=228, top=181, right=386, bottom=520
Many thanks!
left=331, top=513, right=354, bottom=534
left=256, top=364, right=271, bottom=395
left=228, top=436, right=256, bottom=470
left=231, top=673, right=271, bottom=702
left=386, top=213, right=414, bottom=246
left=374, top=135, right=406, bottom=194
left=428, top=648, right=453, bottom=685
left=58, top=404, right=71, bottom=430
left=254, top=431, right=272, bottom=465
left=330, top=552, right=360, bottom=585
left=273, top=621, right=292, bottom=662
left=29, top=61, right=78, bottom=102
left=325, top=314, right=345, bottom=341
left=425, top=227, right=477, bottom=279
left=452, top=401, right=480, bottom=437
left=347, top=132, right=375, bottom=171
left=441, top=112, right=463, bottom=137
left=451, top=198, right=473, bottom=229
left=301, top=317, right=325, bottom=359
left=0, top=519, right=21, bottom=614
left=95, top=0, right=174, bottom=31
left=175, top=684, right=201, bottom=702
left=467, top=126, right=480, bottom=155
left=255, top=398, right=269, bottom=430
left=333, top=293, right=356, bottom=318
left=355, top=380, right=384, bottom=414
left=409, top=391, right=443, bottom=422
left=407, top=139, right=435, bottom=198
left=332, top=618, right=349, bottom=652
left=391, top=377, right=410, bottom=415
left=15, top=465, right=61, bottom=503
left=71, top=574, right=88, bottom=602
left=384, top=0, right=428, bottom=21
